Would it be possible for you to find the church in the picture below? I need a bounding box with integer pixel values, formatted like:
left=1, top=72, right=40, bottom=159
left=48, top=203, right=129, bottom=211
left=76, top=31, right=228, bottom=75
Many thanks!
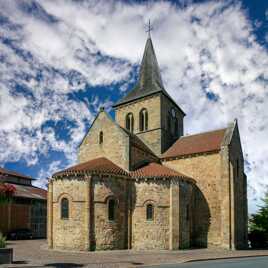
left=47, top=35, right=248, bottom=251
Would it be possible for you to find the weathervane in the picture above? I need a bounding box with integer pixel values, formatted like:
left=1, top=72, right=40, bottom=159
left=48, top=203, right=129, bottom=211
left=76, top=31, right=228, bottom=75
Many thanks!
left=145, top=19, right=153, bottom=37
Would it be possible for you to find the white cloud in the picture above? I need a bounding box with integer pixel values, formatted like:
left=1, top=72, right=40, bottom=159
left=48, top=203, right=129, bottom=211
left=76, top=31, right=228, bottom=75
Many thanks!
left=34, top=160, right=63, bottom=189
left=0, top=0, right=268, bottom=212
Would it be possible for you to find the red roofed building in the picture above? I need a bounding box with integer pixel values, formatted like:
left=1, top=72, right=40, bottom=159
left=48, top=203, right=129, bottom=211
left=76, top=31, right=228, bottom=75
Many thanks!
left=0, top=167, right=47, bottom=238
left=48, top=36, right=247, bottom=251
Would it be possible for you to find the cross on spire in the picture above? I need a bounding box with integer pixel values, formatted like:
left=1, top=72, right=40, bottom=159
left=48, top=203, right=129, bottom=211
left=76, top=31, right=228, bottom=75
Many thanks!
left=145, top=19, right=153, bottom=38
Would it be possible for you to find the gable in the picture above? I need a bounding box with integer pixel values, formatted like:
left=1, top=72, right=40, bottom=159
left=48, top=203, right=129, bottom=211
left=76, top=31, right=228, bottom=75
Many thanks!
left=228, top=120, right=244, bottom=162
left=78, top=111, right=130, bottom=170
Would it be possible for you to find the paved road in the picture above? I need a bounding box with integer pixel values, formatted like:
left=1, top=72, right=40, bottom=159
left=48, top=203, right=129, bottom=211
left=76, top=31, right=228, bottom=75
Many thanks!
left=145, top=256, right=268, bottom=268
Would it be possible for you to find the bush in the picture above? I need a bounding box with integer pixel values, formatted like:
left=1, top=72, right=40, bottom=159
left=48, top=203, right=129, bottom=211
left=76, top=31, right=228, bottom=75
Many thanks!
left=248, top=230, right=268, bottom=249
left=0, top=233, right=6, bottom=248
left=249, top=190, right=268, bottom=248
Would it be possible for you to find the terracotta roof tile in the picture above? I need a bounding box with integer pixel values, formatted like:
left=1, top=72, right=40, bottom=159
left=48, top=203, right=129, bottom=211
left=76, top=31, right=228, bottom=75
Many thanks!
left=53, top=157, right=128, bottom=177
left=0, top=167, right=33, bottom=180
left=162, top=128, right=227, bottom=159
left=130, top=162, right=191, bottom=180
left=5, top=183, right=47, bottom=200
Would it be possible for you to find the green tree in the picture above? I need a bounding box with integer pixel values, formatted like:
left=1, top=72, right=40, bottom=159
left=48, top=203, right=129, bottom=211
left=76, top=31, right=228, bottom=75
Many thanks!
left=249, top=190, right=268, bottom=248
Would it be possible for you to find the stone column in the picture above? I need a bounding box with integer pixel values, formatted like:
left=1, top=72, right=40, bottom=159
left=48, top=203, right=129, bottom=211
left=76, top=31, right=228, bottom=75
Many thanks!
left=47, top=180, right=53, bottom=248
left=85, top=176, right=91, bottom=250
left=169, top=179, right=180, bottom=250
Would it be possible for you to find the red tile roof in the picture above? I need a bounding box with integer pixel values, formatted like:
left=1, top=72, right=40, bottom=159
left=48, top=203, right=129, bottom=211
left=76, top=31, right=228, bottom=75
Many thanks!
left=53, top=157, right=128, bottom=177
left=53, top=157, right=195, bottom=183
left=130, top=162, right=191, bottom=180
left=162, top=128, right=227, bottom=159
left=4, top=183, right=47, bottom=200
left=0, top=167, right=33, bottom=180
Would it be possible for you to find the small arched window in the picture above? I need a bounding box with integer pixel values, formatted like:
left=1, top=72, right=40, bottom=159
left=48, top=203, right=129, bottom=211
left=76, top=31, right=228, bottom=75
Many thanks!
left=61, top=198, right=69, bottom=219
left=99, top=131, right=103, bottom=144
left=126, top=113, right=134, bottom=133
left=139, top=108, right=148, bottom=131
left=108, top=199, right=116, bottom=221
left=171, top=108, right=177, bottom=135
left=175, top=119, right=178, bottom=136
left=167, top=112, right=171, bottom=132
left=146, top=204, right=154, bottom=221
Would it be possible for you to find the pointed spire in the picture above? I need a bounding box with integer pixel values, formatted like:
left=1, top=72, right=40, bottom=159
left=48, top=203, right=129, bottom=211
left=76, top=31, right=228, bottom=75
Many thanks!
left=139, top=37, right=164, bottom=91
left=114, top=36, right=167, bottom=107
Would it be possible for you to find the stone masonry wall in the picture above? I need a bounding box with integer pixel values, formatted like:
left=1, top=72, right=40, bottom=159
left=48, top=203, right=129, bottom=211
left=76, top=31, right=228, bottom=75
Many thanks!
left=228, top=127, right=248, bottom=249
left=160, top=94, right=184, bottom=153
left=78, top=111, right=130, bottom=170
left=132, top=180, right=170, bottom=250
left=51, top=179, right=87, bottom=250
left=92, top=176, right=128, bottom=250
left=163, top=153, right=222, bottom=248
left=130, top=141, right=159, bottom=170
left=115, top=94, right=162, bottom=156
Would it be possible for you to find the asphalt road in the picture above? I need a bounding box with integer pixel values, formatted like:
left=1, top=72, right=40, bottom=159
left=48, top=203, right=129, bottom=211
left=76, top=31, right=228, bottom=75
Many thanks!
left=145, top=256, right=268, bottom=268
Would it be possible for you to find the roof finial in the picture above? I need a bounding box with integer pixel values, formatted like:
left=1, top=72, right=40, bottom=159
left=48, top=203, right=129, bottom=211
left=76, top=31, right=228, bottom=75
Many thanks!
left=145, top=19, right=153, bottom=38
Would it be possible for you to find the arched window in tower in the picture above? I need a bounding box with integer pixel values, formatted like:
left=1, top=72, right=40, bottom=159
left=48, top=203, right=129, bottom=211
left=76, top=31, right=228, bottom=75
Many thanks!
left=146, top=204, right=154, bottom=221
left=139, top=108, right=148, bottom=131
left=99, top=131, right=103, bottom=144
left=108, top=199, right=116, bottom=221
left=175, top=118, right=178, bottom=136
left=171, top=108, right=176, bottom=136
left=61, top=198, right=69, bottom=219
left=125, top=113, right=134, bottom=133
left=167, top=112, right=171, bottom=132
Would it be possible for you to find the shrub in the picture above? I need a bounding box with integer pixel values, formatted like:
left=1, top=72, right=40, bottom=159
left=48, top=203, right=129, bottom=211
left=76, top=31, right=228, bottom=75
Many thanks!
left=249, top=190, right=268, bottom=248
left=0, top=233, right=6, bottom=248
left=248, top=230, right=268, bottom=249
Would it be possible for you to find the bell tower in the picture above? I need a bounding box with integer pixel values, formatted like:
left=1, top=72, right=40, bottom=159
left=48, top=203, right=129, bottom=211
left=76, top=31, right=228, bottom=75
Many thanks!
left=113, top=36, right=185, bottom=156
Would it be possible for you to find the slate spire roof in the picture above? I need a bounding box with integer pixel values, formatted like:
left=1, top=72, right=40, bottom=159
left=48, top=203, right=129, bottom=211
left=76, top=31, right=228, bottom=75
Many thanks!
left=114, top=37, right=184, bottom=114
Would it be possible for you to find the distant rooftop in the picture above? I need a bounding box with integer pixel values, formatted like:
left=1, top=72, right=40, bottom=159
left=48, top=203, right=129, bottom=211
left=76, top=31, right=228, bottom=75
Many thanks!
left=0, top=167, right=33, bottom=180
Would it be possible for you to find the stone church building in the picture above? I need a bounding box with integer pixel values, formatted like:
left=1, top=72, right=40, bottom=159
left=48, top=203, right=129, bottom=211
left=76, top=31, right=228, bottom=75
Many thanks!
left=47, top=36, right=248, bottom=251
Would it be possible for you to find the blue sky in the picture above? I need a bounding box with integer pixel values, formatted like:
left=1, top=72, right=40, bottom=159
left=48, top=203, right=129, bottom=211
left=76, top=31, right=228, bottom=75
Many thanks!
left=0, top=0, right=267, bottom=213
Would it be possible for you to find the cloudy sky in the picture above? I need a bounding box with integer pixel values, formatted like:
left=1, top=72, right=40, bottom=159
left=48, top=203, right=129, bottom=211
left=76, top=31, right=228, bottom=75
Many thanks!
left=0, top=0, right=267, bottom=213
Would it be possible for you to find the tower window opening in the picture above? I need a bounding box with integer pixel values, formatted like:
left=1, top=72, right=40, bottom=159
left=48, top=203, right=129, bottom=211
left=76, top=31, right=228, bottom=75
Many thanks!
left=139, top=108, right=148, bottom=131
left=126, top=113, right=134, bottom=133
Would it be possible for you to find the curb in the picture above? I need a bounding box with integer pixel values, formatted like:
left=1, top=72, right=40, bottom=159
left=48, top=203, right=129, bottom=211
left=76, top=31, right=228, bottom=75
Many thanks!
left=185, top=254, right=268, bottom=263
left=138, top=254, right=268, bottom=267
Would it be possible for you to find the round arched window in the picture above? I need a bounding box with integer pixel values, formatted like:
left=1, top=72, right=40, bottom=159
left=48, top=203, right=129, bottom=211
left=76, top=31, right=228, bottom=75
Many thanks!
left=126, top=113, right=134, bottom=133
left=139, top=108, right=148, bottom=131
left=108, top=199, right=116, bottom=221
left=61, top=198, right=69, bottom=219
left=99, top=131, right=103, bottom=144
left=146, top=204, right=154, bottom=221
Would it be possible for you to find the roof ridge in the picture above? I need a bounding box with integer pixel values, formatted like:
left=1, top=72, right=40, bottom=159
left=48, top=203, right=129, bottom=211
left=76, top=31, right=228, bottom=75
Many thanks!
left=181, top=127, right=227, bottom=139
left=53, top=157, right=129, bottom=178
